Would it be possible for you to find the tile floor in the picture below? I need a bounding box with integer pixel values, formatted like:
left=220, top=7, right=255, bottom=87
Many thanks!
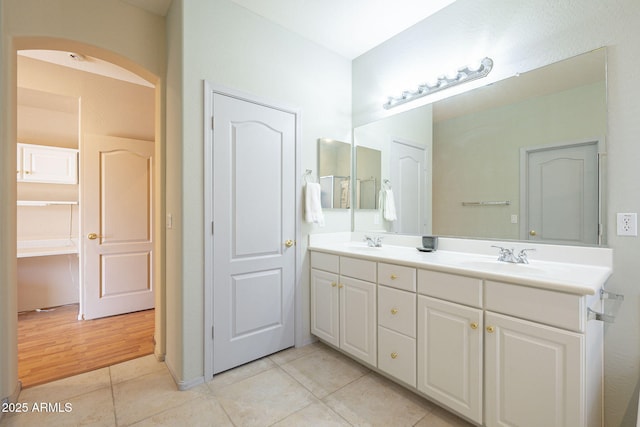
left=1, top=342, right=474, bottom=426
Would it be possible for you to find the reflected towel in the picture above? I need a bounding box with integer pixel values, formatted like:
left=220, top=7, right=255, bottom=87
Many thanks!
left=379, top=188, right=397, bottom=222
left=305, top=182, right=325, bottom=226
left=340, top=179, right=350, bottom=209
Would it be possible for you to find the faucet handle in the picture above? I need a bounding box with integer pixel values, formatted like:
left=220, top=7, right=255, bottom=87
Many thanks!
left=491, top=245, right=511, bottom=254
left=517, top=248, right=536, bottom=264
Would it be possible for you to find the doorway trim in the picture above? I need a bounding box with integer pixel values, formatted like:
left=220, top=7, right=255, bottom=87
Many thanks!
left=519, top=137, right=604, bottom=244
left=203, top=81, right=302, bottom=381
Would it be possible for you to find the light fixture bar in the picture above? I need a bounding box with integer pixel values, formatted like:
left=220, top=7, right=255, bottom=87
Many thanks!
left=383, top=57, right=494, bottom=110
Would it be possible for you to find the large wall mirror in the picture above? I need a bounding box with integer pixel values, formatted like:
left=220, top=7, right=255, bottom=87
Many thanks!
left=353, top=48, right=607, bottom=246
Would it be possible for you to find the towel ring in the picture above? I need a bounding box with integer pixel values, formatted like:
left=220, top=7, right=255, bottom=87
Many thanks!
left=304, top=169, right=314, bottom=184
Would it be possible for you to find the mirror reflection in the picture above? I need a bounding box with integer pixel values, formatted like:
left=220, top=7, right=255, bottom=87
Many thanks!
left=353, top=48, right=606, bottom=245
left=355, top=146, right=381, bottom=209
left=318, top=137, right=351, bottom=209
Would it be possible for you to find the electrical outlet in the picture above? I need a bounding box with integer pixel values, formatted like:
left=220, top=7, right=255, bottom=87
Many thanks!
left=617, top=213, right=637, bottom=236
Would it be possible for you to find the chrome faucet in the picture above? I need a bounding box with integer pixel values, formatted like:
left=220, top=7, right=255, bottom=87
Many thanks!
left=492, top=246, right=536, bottom=264
left=364, top=236, right=383, bottom=247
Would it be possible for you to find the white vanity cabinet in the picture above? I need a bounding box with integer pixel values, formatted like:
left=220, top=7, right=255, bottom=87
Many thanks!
left=310, top=252, right=377, bottom=366
left=417, top=270, right=484, bottom=424
left=17, top=143, right=78, bottom=184
left=483, top=280, right=600, bottom=427
left=309, top=245, right=606, bottom=427
left=377, top=263, right=417, bottom=387
left=484, top=311, right=584, bottom=427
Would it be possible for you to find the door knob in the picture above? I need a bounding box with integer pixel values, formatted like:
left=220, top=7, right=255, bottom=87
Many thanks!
left=87, top=232, right=103, bottom=240
left=284, top=240, right=295, bottom=247
left=529, top=230, right=537, bottom=236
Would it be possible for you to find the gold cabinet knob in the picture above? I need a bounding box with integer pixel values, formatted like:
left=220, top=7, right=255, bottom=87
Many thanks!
left=390, top=308, right=399, bottom=315
left=87, top=232, right=103, bottom=240
left=338, top=283, right=344, bottom=289
left=470, top=322, right=478, bottom=330
left=486, top=326, right=495, bottom=333
left=390, top=352, right=398, bottom=359
left=529, top=230, right=537, bottom=236
left=390, top=274, right=398, bottom=280
left=284, top=239, right=294, bottom=247
left=331, top=282, right=337, bottom=287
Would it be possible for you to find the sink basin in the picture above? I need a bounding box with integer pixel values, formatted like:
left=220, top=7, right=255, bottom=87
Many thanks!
left=459, top=260, right=547, bottom=276
left=344, top=242, right=383, bottom=251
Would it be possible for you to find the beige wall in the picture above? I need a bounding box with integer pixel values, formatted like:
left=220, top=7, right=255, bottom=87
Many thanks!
left=353, top=1, right=640, bottom=425
left=0, top=0, right=165, bottom=404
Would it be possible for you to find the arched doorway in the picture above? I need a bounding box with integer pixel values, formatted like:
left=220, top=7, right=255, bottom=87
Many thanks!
left=12, top=39, right=164, bottom=387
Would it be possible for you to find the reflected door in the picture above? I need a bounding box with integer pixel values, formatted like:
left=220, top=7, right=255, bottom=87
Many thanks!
left=210, top=92, right=296, bottom=374
left=523, top=141, right=599, bottom=245
left=390, top=139, right=427, bottom=234
left=82, top=135, right=155, bottom=320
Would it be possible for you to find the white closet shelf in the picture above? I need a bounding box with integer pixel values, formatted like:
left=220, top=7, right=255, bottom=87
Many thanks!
left=17, top=239, right=79, bottom=258
left=17, top=200, right=78, bottom=206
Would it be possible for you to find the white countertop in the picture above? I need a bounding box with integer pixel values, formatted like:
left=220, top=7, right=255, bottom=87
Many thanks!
left=308, top=233, right=613, bottom=296
left=17, top=239, right=79, bottom=258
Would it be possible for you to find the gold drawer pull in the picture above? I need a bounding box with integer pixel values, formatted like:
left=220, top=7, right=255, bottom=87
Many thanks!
left=486, top=326, right=495, bottom=333
left=390, top=308, right=399, bottom=315
left=331, top=282, right=337, bottom=287
left=390, top=274, right=398, bottom=280
left=390, top=352, right=398, bottom=359
left=470, top=322, right=478, bottom=330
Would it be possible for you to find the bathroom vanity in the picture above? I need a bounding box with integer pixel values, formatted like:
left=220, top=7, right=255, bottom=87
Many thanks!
left=309, top=232, right=613, bottom=427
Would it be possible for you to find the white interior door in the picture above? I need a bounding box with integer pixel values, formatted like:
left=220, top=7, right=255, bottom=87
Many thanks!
left=82, top=135, right=155, bottom=320
left=210, top=92, right=296, bottom=374
left=390, top=139, right=427, bottom=234
left=522, top=141, right=599, bottom=245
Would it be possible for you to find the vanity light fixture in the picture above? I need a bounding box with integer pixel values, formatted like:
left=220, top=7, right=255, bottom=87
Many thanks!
left=383, top=57, right=494, bottom=110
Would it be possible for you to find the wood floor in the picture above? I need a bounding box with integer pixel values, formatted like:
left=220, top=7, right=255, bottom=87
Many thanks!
left=18, top=304, right=155, bottom=388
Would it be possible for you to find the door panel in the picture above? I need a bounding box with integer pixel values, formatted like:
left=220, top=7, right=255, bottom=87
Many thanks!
left=390, top=140, right=427, bottom=234
left=83, top=135, right=155, bottom=320
left=231, top=269, right=283, bottom=336
left=525, top=142, right=598, bottom=244
left=211, top=93, right=296, bottom=374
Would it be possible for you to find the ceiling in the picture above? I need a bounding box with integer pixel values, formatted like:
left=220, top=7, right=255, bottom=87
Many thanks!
left=228, top=0, right=457, bottom=59
left=123, top=0, right=457, bottom=59
left=20, top=0, right=457, bottom=86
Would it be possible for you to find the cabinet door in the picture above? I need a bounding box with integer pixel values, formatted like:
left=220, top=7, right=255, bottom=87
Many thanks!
left=20, top=144, right=78, bottom=184
left=310, top=269, right=339, bottom=347
left=340, top=276, right=377, bottom=366
left=417, top=295, right=483, bottom=424
left=485, top=311, right=584, bottom=427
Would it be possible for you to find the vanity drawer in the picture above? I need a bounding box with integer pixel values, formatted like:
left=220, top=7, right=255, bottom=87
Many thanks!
left=310, top=251, right=339, bottom=274
left=378, top=263, right=416, bottom=291
left=340, top=256, right=376, bottom=282
left=418, top=270, right=482, bottom=308
left=378, top=285, right=416, bottom=338
left=485, top=281, right=585, bottom=332
left=378, top=326, right=416, bottom=387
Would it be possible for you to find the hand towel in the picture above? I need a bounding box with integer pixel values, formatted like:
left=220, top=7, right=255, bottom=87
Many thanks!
left=305, top=182, right=325, bottom=226
left=379, top=188, right=397, bottom=222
